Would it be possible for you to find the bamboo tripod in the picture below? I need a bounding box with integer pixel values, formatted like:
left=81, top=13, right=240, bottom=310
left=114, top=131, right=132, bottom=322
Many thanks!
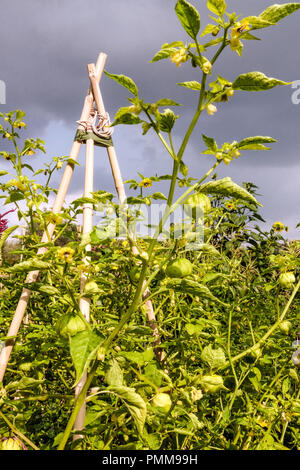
left=0, top=52, right=164, bottom=438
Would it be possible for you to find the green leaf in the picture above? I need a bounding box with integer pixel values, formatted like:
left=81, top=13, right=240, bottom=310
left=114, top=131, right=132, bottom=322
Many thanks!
left=166, top=279, right=228, bottom=306
left=201, top=344, right=227, bottom=369
left=105, top=359, right=123, bottom=387
left=156, top=108, right=178, bottom=132
left=120, top=348, right=154, bottom=365
left=5, top=191, right=25, bottom=204
left=108, top=386, right=146, bottom=435
left=175, top=0, right=201, bottom=38
left=104, top=71, right=138, bottom=96
left=207, top=0, right=227, bottom=16
left=0, top=225, right=18, bottom=252
left=259, top=3, right=300, bottom=25
left=233, top=71, right=292, bottom=92
left=5, top=377, right=44, bottom=392
left=202, top=134, right=218, bottom=151
left=155, top=98, right=182, bottom=107
left=243, top=15, right=275, bottom=30
left=199, top=177, right=261, bottom=206
left=0, top=170, right=8, bottom=176
left=177, top=80, right=202, bottom=90
left=238, top=136, right=277, bottom=149
left=200, top=23, right=219, bottom=37
left=4, top=258, right=52, bottom=273
left=151, top=192, right=168, bottom=201
left=112, top=113, right=143, bottom=126
left=70, top=330, right=103, bottom=385
left=150, top=48, right=177, bottom=63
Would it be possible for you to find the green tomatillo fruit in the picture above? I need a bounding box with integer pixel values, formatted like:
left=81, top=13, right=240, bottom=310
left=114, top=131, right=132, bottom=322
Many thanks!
left=152, top=393, right=172, bottom=412
left=55, top=313, right=87, bottom=339
left=200, top=375, right=226, bottom=394
left=184, top=193, right=211, bottom=219
left=0, top=437, right=25, bottom=450
left=279, top=272, right=295, bottom=288
left=166, top=258, right=193, bottom=278
left=279, top=320, right=292, bottom=335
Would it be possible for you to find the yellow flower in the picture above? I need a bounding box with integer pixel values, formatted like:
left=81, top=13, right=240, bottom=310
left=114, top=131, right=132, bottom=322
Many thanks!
left=202, top=59, right=212, bottom=75
left=25, top=149, right=35, bottom=156
left=206, top=104, right=217, bottom=116
left=13, top=121, right=26, bottom=128
left=6, top=179, right=25, bottom=191
left=57, top=247, right=75, bottom=263
left=139, top=178, right=152, bottom=188
left=272, top=221, right=285, bottom=232
left=56, top=160, right=63, bottom=169
left=45, top=212, right=63, bottom=225
left=232, top=20, right=251, bottom=38
left=170, top=48, right=188, bottom=67
left=225, top=201, right=236, bottom=211
left=230, top=37, right=242, bottom=52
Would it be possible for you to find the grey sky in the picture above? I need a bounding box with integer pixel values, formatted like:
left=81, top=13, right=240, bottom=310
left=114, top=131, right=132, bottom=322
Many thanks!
left=0, top=0, right=300, bottom=238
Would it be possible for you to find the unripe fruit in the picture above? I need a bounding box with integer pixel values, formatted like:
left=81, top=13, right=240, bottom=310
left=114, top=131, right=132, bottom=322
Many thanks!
left=279, top=272, right=295, bottom=288
left=55, top=313, right=87, bottom=339
left=184, top=193, right=211, bottom=219
left=84, top=281, right=100, bottom=296
left=1, top=437, right=25, bottom=450
left=166, top=258, right=193, bottom=278
left=200, top=375, right=225, bottom=394
left=152, top=393, right=172, bottom=412
left=129, top=266, right=141, bottom=284
left=279, top=320, right=292, bottom=335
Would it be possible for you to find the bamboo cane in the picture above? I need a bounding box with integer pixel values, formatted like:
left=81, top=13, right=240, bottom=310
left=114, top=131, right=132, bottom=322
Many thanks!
left=0, top=53, right=107, bottom=383
left=73, top=138, right=94, bottom=440
left=87, top=64, right=165, bottom=362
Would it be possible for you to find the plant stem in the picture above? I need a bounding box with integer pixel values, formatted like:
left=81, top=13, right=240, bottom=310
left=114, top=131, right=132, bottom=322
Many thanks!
left=0, top=409, right=39, bottom=450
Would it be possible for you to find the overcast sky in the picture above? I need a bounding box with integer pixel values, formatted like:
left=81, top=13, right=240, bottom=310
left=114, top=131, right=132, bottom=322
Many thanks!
left=1, top=0, right=300, bottom=239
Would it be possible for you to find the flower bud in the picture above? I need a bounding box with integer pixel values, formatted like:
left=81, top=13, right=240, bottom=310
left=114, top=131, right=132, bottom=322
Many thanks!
left=206, top=104, right=217, bottom=116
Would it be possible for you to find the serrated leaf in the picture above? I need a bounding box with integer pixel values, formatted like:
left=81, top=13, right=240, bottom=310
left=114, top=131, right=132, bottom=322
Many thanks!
left=243, top=15, right=275, bottom=30
left=70, top=330, right=103, bottom=385
left=259, top=3, right=300, bottom=25
left=199, top=177, right=261, bottom=206
left=104, top=71, right=138, bottom=96
left=112, top=113, right=143, bottom=126
left=166, top=279, right=228, bottom=306
left=202, top=134, right=218, bottom=151
left=107, top=386, right=146, bottom=435
left=4, top=258, right=51, bottom=273
left=233, top=71, right=292, bottom=92
left=105, top=359, right=123, bottom=387
left=175, top=0, right=201, bottom=38
left=120, top=348, right=154, bottom=365
left=177, top=80, right=202, bottom=90
left=207, top=0, right=227, bottom=16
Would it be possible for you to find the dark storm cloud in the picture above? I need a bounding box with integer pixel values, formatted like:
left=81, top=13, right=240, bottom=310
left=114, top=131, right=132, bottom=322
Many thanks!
left=0, top=0, right=300, bottom=237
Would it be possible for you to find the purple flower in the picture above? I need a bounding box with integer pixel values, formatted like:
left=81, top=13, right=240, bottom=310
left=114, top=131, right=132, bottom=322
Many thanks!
left=0, top=210, right=15, bottom=238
